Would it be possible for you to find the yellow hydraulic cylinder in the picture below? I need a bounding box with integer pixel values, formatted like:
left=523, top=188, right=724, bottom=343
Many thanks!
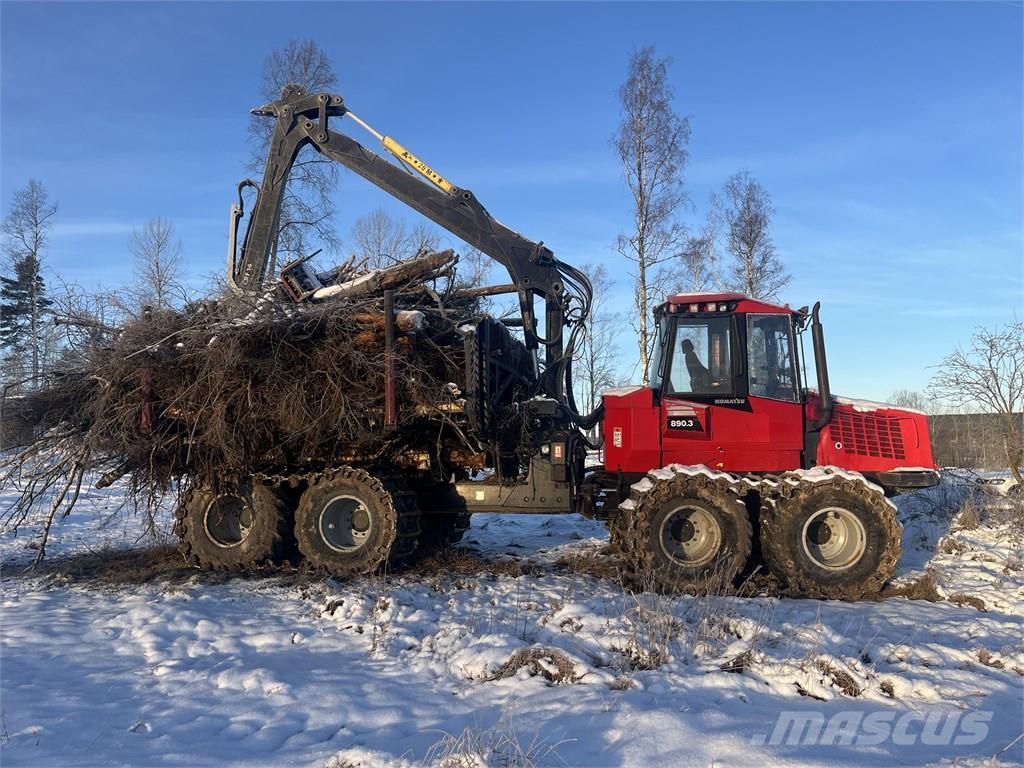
left=346, top=111, right=455, bottom=195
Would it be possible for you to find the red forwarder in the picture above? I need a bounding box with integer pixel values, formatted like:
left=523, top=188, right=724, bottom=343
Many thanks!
left=183, top=86, right=938, bottom=602
left=599, top=292, right=936, bottom=598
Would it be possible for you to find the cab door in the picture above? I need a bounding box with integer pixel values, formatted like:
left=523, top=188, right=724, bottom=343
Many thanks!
left=659, top=312, right=803, bottom=472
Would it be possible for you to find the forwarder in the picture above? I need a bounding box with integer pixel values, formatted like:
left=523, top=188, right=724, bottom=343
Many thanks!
left=179, top=85, right=938, bottom=600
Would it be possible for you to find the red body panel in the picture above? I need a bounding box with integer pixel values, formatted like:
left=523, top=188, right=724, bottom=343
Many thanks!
left=661, top=291, right=795, bottom=316
left=605, top=293, right=937, bottom=476
left=603, top=387, right=803, bottom=473
left=809, top=392, right=936, bottom=472
left=602, top=387, right=662, bottom=472
left=603, top=388, right=935, bottom=474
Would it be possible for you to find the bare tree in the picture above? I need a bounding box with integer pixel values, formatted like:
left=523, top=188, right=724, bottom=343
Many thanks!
left=613, top=46, right=691, bottom=385
left=454, top=245, right=493, bottom=289
left=576, top=263, right=621, bottom=423
left=1, top=179, right=57, bottom=386
left=721, top=170, right=789, bottom=300
left=929, top=321, right=1024, bottom=482
left=248, top=39, right=340, bottom=276
left=666, top=195, right=725, bottom=294
left=47, top=276, right=122, bottom=365
left=888, top=388, right=934, bottom=413
left=349, top=209, right=440, bottom=269
left=129, top=218, right=184, bottom=310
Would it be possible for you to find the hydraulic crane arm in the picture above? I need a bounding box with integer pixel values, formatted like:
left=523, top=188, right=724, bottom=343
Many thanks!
left=229, top=85, right=583, bottom=380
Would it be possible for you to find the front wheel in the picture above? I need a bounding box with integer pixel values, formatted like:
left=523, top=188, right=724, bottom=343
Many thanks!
left=621, top=468, right=752, bottom=592
left=760, top=472, right=901, bottom=600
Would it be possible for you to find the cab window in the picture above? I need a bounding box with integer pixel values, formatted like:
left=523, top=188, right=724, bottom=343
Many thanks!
left=747, top=314, right=798, bottom=402
left=665, top=317, right=733, bottom=396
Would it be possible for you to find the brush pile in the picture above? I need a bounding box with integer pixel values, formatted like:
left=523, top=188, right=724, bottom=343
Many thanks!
left=1, top=250, right=499, bottom=548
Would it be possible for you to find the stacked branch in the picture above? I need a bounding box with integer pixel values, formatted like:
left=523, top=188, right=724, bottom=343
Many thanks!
left=1, top=250, right=496, bottom=557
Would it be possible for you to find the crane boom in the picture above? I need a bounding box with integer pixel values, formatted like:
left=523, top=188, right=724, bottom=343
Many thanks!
left=230, top=84, right=599, bottom=426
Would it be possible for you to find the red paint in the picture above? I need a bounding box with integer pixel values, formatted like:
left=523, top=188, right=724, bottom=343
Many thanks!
left=809, top=392, right=935, bottom=472
left=603, top=388, right=804, bottom=473
left=601, top=293, right=936, bottom=476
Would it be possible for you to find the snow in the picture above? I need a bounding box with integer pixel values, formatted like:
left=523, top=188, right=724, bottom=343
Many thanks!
left=833, top=394, right=928, bottom=416
left=807, top=389, right=928, bottom=416
left=2, top=476, right=1023, bottom=766
left=602, top=386, right=644, bottom=397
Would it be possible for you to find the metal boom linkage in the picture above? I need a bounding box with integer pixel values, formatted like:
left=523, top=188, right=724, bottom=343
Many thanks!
left=228, top=84, right=599, bottom=427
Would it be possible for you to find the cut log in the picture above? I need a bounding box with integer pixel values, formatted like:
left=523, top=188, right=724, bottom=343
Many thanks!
left=312, top=250, right=455, bottom=302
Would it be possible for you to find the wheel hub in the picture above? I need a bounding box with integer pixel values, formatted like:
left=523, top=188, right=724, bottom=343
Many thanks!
left=808, top=519, right=833, bottom=545
left=671, top=517, right=696, bottom=543
left=203, top=495, right=254, bottom=548
left=351, top=509, right=370, bottom=533
left=801, top=506, right=867, bottom=571
left=660, top=504, right=722, bottom=567
left=320, top=495, right=372, bottom=553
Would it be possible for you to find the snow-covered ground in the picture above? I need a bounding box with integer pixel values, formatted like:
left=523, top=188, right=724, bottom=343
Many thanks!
left=1, top=476, right=1022, bottom=767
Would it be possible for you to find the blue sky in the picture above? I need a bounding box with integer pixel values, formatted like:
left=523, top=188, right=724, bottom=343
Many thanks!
left=2, top=1, right=1021, bottom=401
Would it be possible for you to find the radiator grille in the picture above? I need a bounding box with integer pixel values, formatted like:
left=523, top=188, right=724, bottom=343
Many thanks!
left=831, top=411, right=907, bottom=460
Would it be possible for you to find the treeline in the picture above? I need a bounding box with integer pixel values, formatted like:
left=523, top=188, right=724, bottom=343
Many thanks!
left=0, top=179, right=188, bottom=395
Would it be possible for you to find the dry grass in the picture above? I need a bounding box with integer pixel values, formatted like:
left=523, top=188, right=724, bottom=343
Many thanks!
left=977, top=648, right=1005, bottom=669
left=424, top=705, right=568, bottom=768
left=884, top=568, right=942, bottom=602
left=955, top=497, right=983, bottom=530
left=814, top=658, right=862, bottom=697
left=948, top=593, right=987, bottom=611
left=552, top=548, right=629, bottom=583
left=487, top=647, right=580, bottom=685
left=720, top=650, right=755, bottom=674
left=413, top=548, right=539, bottom=579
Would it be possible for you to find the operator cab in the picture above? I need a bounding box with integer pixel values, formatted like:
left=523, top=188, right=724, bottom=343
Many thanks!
left=650, top=292, right=803, bottom=407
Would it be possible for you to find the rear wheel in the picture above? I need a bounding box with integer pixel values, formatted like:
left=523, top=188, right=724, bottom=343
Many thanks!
left=294, top=467, right=420, bottom=577
left=175, top=482, right=291, bottom=570
left=760, top=471, right=901, bottom=600
left=621, top=468, right=752, bottom=592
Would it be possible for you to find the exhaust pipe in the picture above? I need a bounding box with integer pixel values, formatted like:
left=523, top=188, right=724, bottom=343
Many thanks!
left=810, top=302, right=833, bottom=431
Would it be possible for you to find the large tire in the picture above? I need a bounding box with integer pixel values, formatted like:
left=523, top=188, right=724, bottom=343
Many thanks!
left=175, top=482, right=291, bottom=571
left=621, top=468, right=752, bottom=592
left=416, top=512, right=472, bottom=555
left=293, top=467, right=420, bottom=577
left=760, top=471, right=901, bottom=600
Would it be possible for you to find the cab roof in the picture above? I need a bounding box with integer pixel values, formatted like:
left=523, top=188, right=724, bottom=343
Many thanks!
left=661, top=292, right=803, bottom=316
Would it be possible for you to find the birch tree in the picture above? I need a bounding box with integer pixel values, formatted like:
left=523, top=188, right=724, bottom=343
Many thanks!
left=576, top=263, right=621, bottom=421
left=349, top=209, right=439, bottom=269
left=613, top=47, right=690, bottom=384
left=929, top=321, right=1024, bottom=482
left=130, top=217, right=184, bottom=310
left=721, top=170, right=789, bottom=300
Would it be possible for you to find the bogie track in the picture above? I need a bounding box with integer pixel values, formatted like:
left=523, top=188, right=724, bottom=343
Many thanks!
left=175, top=466, right=422, bottom=576
left=615, top=464, right=901, bottom=599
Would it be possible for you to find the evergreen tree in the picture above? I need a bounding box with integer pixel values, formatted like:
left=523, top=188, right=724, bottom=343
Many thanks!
left=1, top=180, right=56, bottom=386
